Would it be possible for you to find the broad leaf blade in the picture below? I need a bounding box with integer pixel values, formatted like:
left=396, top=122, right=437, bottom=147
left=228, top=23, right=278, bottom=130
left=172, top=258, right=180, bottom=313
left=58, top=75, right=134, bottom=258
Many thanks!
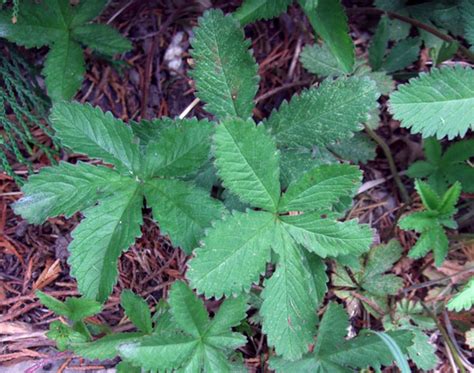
left=447, top=277, right=474, bottom=312
left=144, top=179, right=224, bottom=253
left=188, top=210, right=274, bottom=298
left=13, top=162, right=125, bottom=224
left=389, top=66, right=474, bottom=139
left=369, top=15, right=389, bottom=71
left=70, top=0, right=108, bottom=26
left=381, top=37, right=421, bottom=73
left=215, top=118, right=280, bottom=212
left=234, top=0, right=293, bottom=25
left=51, top=102, right=141, bottom=173
left=207, top=295, right=248, bottom=335
left=43, top=37, right=85, bottom=102
left=36, top=291, right=71, bottom=318
left=190, top=9, right=259, bottom=119
left=265, top=76, right=378, bottom=148
left=72, top=24, right=131, bottom=57
left=72, top=332, right=144, bottom=360
left=69, top=184, right=143, bottom=302
left=301, top=0, right=354, bottom=73
left=278, top=164, right=361, bottom=213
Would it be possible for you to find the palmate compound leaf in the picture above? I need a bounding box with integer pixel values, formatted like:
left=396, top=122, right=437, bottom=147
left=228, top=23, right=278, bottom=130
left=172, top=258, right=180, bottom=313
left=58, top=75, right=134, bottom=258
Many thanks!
left=301, top=0, right=354, bottom=73
left=234, top=0, right=293, bottom=25
left=215, top=118, right=280, bottom=212
left=16, top=102, right=223, bottom=302
left=270, top=303, right=414, bottom=372
left=119, top=282, right=248, bottom=371
left=389, top=66, right=474, bottom=139
left=264, top=76, right=379, bottom=148
left=190, top=9, right=259, bottom=120
left=189, top=115, right=372, bottom=360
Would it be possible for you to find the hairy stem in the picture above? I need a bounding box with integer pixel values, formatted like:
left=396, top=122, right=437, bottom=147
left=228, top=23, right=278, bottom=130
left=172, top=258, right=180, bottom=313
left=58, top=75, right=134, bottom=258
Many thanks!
left=364, top=125, right=411, bottom=204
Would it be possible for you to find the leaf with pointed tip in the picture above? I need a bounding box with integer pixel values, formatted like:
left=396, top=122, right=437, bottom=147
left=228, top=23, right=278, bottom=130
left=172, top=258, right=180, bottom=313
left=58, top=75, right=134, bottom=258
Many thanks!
left=261, top=227, right=318, bottom=360
left=369, top=15, right=389, bottom=71
left=69, top=185, right=143, bottom=302
left=36, top=291, right=102, bottom=322
left=415, top=179, right=441, bottom=211
left=190, top=9, right=259, bottom=119
left=144, top=178, right=224, bottom=254
left=143, top=118, right=213, bottom=178
left=215, top=118, right=280, bottom=212
left=302, top=0, right=354, bottom=73
left=72, top=24, right=131, bottom=57
left=187, top=210, right=274, bottom=298
left=265, top=76, right=378, bottom=148
left=381, top=37, right=421, bottom=73
left=207, top=295, right=249, bottom=335
left=43, top=36, right=85, bottom=101
left=234, top=0, right=293, bottom=25
left=72, top=332, right=144, bottom=360
left=121, top=290, right=153, bottom=334
left=389, top=66, right=474, bottom=139
left=278, top=164, right=361, bottom=213
left=70, top=0, right=108, bottom=26
left=281, top=213, right=373, bottom=258
left=408, top=226, right=449, bottom=266
left=169, top=281, right=209, bottom=338
left=51, top=102, right=140, bottom=173
left=13, top=162, right=126, bottom=225
left=462, top=0, right=474, bottom=49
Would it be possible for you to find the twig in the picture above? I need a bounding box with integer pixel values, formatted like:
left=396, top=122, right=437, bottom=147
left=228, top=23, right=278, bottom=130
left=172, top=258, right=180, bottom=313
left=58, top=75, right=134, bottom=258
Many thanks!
left=402, top=266, right=474, bottom=293
left=352, top=292, right=385, bottom=316
left=179, top=98, right=200, bottom=119
left=364, top=124, right=411, bottom=204
left=443, top=311, right=474, bottom=370
left=348, top=7, right=474, bottom=62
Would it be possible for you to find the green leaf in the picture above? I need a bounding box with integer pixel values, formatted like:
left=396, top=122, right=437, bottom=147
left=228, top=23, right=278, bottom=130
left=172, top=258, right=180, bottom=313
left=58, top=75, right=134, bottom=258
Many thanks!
left=462, top=0, right=474, bottom=48
left=234, top=0, right=293, bottom=25
left=369, top=15, right=390, bottom=71
left=300, top=43, right=346, bottom=77
left=409, top=226, right=449, bottom=266
left=188, top=210, right=274, bottom=298
left=143, top=118, right=213, bottom=178
left=389, top=66, right=474, bottom=139
left=368, top=331, right=411, bottom=373
left=407, top=328, right=439, bottom=371
left=169, top=281, right=209, bottom=338
left=119, top=334, right=200, bottom=371
left=438, top=181, right=461, bottom=215
left=121, top=290, right=153, bottom=334
left=72, top=332, right=144, bottom=360
left=447, top=276, right=474, bottom=312
left=72, top=24, right=131, bottom=57
left=328, top=133, right=377, bottom=163
left=261, top=227, right=318, bottom=360
left=190, top=9, right=259, bottom=119
left=265, top=76, right=378, bottom=148
left=0, top=0, right=65, bottom=48
left=69, top=185, right=143, bottom=302
left=13, top=162, right=127, bottom=224
left=215, top=118, right=280, bottom=212
left=314, top=302, right=348, bottom=356
left=207, top=295, right=248, bottom=335
left=381, top=37, right=421, bottom=73
left=37, top=291, right=103, bottom=322
left=424, top=137, right=443, bottom=163
left=278, top=164, right=361, bottom=213
left=144, top=178, right=224, bottom=254
left=43, top=36, right=85, bottom=101
left=415, top=179, right=441, bottom=211
left=47, top=321, right=88, bottom=352
left=51, top=102, right=140, bottom=173
left=302, top=0, right=354, bottom=73
left=281, top=213, right=373, bottom=258
left=70, top=0, right=108, bottom=27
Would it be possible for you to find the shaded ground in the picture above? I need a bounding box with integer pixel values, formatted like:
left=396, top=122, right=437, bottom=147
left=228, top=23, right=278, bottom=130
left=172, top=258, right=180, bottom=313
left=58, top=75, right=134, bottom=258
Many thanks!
left=1, top=0, right=473, bottom=371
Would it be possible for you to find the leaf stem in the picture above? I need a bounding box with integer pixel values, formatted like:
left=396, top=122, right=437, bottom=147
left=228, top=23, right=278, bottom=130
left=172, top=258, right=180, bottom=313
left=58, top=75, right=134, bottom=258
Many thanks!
left=364, top=125, right=411, bottom=204
left=347, top=7, right=474, bottom=62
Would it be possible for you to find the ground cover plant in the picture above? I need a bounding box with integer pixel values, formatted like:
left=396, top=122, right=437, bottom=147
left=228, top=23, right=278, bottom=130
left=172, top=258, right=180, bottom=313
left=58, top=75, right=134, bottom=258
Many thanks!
left=1, top=0, right=473, bottom=372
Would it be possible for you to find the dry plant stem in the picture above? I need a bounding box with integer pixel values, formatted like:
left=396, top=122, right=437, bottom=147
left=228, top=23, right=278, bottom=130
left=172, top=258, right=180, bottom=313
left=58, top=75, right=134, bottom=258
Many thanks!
left=364, top=124, right=411, bottom=205
left=349, top=7, right=474, bottom=62
left=443, top=311, right=474, bottom=370
left=421, top=303, right=467, bottom=373
left=402, top=266, right=474, bottom=294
